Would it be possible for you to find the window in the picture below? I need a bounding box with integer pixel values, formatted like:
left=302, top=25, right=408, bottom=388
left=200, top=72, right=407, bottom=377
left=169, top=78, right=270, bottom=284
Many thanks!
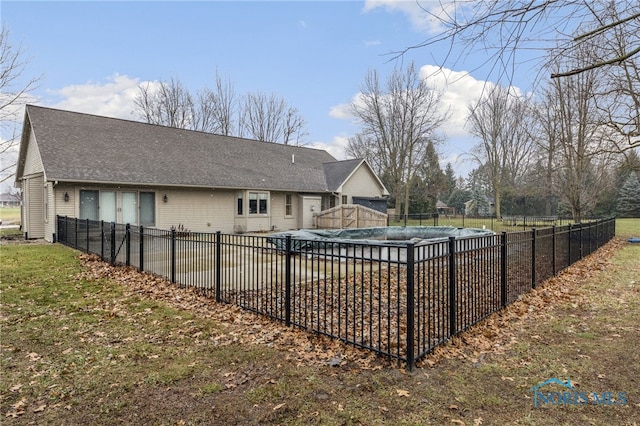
left=249, top=192, right=268, bottom=215
left=100, top=191, right=117, bottom=223
left=341, top=195, right=348, bottom=205
left=122, top=192, right=137, bottom=224
left=78, top=190, right=154, bottom=226
left=79, top=190, right=99, bottom=221
left=139, top=192, right=156, bottom=226
left=236, top=192, right=243, bottom=215
left=44, top=189, right=48, bottom=222
left=285, top=194, right=293, bottom=216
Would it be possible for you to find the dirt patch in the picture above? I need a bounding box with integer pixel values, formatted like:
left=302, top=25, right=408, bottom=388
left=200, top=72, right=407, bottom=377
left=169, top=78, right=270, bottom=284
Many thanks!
left=0, top=234, right=47, bottom=245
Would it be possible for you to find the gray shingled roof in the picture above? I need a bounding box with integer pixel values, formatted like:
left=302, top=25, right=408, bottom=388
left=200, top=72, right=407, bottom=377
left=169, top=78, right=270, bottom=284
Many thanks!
left=24, top=105, right=355, bottom=192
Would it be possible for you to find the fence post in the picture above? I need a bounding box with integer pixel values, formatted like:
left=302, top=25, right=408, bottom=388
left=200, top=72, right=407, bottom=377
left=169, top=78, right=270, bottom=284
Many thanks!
left=579, top=223, right=584, bottom=259
left=139, top=226, right=144, bottom=272
left=86, top=218, right=90, bottom=253
left=551, top=225, right=557, bottom=276
left=100, top=220, right=105, bottom=259
left=215, top=231, right=222, bottom=302
left=171, top=228, right=176, bottom=284
left=501, top=231, right=507, bottom=308
left=406, top=242, right=415, bottom=371
left=285, top=235, right=292, bottom=327
left=125, top=224, right=131, bottom=266
left=531, top=228, right=537, bottom=289
left=448, top=236, right=457, bottom=336
left=568, top=223, right=572, bottom=264
left=109, top=222, right=116, bottom=265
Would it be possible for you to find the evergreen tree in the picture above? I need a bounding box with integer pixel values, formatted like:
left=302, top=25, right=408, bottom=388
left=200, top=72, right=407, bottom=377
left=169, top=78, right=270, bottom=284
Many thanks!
left=441, top=163, right=458, bottom=202
left=616, top=149, right=640, bottom=188
left=447, top=188, right=471, bottom=214
left=409, top=141, right=445, bottom=213
left=470, top=184, right=491, bottom=217
left=616, top=172, right=640, bottom=218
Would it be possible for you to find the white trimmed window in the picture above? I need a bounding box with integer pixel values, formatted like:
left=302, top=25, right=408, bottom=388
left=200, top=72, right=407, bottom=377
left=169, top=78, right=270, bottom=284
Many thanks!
left=249, top=192, right=268, bottom=215
left=236, top=192, right=244, bottom=215
left=285, top=194, right=293, bottom=217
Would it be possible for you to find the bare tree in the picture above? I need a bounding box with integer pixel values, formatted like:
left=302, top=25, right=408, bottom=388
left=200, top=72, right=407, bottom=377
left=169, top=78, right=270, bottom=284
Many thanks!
left=212, top=72, right=237, bottom=136
left=134, top=77, right=195, bottom=129
left=590, top=2, right=640, bottom=147
left=239, top=91, right=306, bottom=144
left=530, top=86, right=563, bottom=215
left=135, top=74, right=306, bottom=145
left=547, top=52, right=618, bottom=222
left=0, top=25, right=41, bottom=185
left=191, top=72, right=238, bottom=135
left=134, top=71, right=239, bottom=135
left=347, top=62, right=448, bottom=216
left=402, top=1, right=639, bottom=81
left=467, top=85, right=534, bottom=218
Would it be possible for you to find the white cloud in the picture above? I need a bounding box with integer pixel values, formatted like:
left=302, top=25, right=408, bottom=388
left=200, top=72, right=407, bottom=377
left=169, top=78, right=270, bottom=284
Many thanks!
left=47, top=73, right=146, bottom=120
left=419, top=64, right=495, bottom=138
left=306, top=135, right=350, bottom=161
left=329, top=102, right=352, bottom=120
left=363, top=0, right=458, bottom=34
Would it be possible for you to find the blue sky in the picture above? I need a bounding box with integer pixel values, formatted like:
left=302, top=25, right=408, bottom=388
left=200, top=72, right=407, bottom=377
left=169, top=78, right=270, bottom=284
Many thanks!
left=1, top=0, right=544, bottom=188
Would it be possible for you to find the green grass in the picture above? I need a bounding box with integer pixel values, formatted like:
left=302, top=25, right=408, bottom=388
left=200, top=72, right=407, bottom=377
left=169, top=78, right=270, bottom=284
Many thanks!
left=388, top=215, right=600, bottom=233
left=0, top=207, right=20, bottom=224
left=615, top=217, right=640, bottom=238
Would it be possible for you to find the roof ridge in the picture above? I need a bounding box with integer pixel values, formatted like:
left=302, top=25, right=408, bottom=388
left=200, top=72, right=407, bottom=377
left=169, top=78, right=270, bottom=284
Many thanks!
left=25, top=104, right=330, bottom=154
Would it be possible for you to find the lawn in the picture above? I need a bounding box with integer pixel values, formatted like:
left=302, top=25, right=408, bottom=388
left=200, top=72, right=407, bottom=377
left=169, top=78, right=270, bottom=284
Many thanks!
left=388, top=215, right=616, bottom=233
left=0, top=207, right=20, bottom=225
left=1, top=220, right=639, bottom=424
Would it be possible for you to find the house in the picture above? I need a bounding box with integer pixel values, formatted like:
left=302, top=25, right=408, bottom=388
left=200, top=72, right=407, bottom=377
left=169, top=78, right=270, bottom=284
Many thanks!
left=0, top=192, right=21, bottom=208
left=435, top=200, right=454, bottom=216
left=464, top=195, right=495, bottom=217
left=15, top=105, right=389, bottom=241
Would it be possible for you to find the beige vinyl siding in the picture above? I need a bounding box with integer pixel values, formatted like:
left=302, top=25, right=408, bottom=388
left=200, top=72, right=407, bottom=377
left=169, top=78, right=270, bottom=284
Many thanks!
left=340, top=165, right=385, bottom=203
left=44, top=183, right=56, bottom=241
left=156, top=188, right=235, bottom=233
left=269, top=192, right=298, bottom=231
left=55, top=186, right=76, bottom=219
left=23, top=130, right=44, bottom=175
left=24, top=174, right=45, bottom=239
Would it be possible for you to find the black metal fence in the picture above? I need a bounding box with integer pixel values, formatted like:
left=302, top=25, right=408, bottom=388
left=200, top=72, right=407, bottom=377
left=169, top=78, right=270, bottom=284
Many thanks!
left=388, top=213, right=583, bottom=231
left=56, top=215, right=615, bottom=369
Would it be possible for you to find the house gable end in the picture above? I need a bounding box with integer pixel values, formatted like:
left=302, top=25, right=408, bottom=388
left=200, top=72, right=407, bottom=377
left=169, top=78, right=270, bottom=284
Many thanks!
left=16, top=111, right=46, bottom=185
left=326, top=159, right=388, bottom=196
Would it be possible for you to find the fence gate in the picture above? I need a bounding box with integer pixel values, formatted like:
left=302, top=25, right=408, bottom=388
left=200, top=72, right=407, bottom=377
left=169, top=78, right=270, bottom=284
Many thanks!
left=314, top=204, right=388, bottom=229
